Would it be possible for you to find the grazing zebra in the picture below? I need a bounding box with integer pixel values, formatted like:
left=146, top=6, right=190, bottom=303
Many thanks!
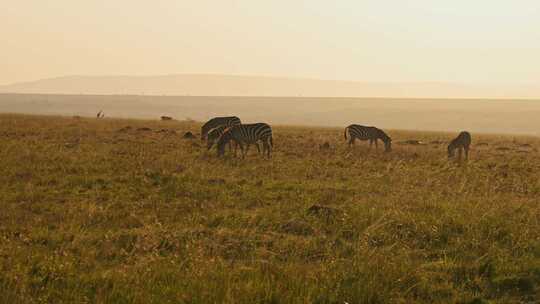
left=344, top=124, right=392, bottom=152
left=216, top=123, right=273, bottom=158
left=448, top=131, right=471, bottom=161
left=201, top=116, right=241, bottom=140
left=207, top=125, right=261, bottom=154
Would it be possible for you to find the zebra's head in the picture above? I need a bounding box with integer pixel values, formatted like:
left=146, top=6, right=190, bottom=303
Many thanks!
left=380, top=132, right=392, bottom=152
left=216, top=128, right=233, bottom=157
left=200, top=125, right=208, bottom=141
left=201, top=120, right=214, bottom=141
left=384, top=139, right=392, bottom=152
left=206, top=127, right=221, bottom=150
left=447, top=144, right=455, bottom=158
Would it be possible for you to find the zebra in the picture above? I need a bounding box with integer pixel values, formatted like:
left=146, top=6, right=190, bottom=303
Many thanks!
left=205, top=125, right=244, bottom=152
left=201, top=116, right=241, bottom=141
left=448, top=131, right=471, bottom=161
left=344, top=124, right=392, bottom=152
left=207, top=125, right=262, bottom=154
left=216, top=123, right=273, bottom=158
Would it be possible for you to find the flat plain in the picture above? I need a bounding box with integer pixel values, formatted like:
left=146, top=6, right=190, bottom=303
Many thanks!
left=0, top=114, right=539, bottom=303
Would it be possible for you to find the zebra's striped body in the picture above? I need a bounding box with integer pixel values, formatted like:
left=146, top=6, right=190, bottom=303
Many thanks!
left=201, top=116, right=241, bottom=140
left=448, top=131, right=471, bottom=160
left=217, top=123, right=273, bottom=158
left=344, top=124, right=392, bottom=152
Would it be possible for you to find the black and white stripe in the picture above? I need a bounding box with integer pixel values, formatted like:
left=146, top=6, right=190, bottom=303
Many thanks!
left=448, top=131, right=471, bottom=160
left=344, top=124, right=392, bottom=152
left=217, top=123, right=273, bottom=158
left=201, top=116, right=241, bottom=140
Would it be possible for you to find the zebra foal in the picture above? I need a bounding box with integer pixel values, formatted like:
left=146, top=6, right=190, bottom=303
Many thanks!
left=448, top=131, right=471, bottom=161
left=216, top=123, right=273, bottom=158
left=344, top=124, right=392, bottom=152
left=201, top=116, right=241, bottom=140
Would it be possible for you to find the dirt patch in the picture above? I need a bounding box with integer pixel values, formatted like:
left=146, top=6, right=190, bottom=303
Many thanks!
left=397, top=140, right=425, bottom=146
left=156, top=129, right=176, bottom=135
left=208, top=178, right=226, bottom=185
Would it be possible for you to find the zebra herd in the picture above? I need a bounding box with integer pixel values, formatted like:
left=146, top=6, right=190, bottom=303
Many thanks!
left=200, top=116, right=472, bottom=161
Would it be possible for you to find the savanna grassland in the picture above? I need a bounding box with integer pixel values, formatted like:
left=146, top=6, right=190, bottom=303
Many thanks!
left=0, top=114, right=539, bottom=303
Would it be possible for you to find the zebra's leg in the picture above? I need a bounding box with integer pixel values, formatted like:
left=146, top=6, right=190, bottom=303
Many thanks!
left=458, top=148, right=463, bottom=161
left=261, top=141, right=268, bottom=158
left=465, top=146, right=469, bottom=160
left=375, top=139, right=379, bottom=150
left=369, top=139, right=374, bottom=150
left=256, top=142, right=261, bottom=154
left=244, top=144, right=251, bottom=158
left=348, top=138, right=354, bottom=148
left=267, top=138, right=272, bottom=158
left=236, top=142, right=244, bottom=158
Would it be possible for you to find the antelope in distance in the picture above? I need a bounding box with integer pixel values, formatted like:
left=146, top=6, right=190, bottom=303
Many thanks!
left=344, top=124, right=392, bottom=152
left=448, top=131, right=471, bottom=161
left=216, top=123, right=273, bottom=159
left=201, top=116, right=241, bottom=141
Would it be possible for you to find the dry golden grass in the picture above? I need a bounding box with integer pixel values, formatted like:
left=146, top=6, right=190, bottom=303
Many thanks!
left=0, top=114, right=539, bottom=303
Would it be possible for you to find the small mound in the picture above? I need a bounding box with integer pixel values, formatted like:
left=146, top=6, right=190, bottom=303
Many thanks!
left=117, top=126, right=133, bottom=133
left=136, top=127, right=152, bottom=132
left=307, top=204, right=340, bottom=217
left=319, top=142, right=331, bottom=150
left=280, top=220, right=315, bottom=236
left=161, top=116, right=173, bottom=121
left=183, top=131, right=196, bottom=139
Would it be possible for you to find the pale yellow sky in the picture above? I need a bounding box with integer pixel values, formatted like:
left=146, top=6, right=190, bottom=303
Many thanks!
left=2, top=1, right=540, bottom=86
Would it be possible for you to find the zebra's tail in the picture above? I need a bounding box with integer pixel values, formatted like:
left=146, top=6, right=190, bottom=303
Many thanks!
left=344, top=127, right=348, bottom=140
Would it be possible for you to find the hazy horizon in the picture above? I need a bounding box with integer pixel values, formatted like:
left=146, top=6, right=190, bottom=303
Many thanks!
left=3, top=93, right=540, bottom=135
left=3, top=1, right=540, bottom=93
left=2, top=74, right=540, bottom=99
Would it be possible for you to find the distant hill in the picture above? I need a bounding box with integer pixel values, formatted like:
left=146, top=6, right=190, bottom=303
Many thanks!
left=0, top=74, right=539, bottom=99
